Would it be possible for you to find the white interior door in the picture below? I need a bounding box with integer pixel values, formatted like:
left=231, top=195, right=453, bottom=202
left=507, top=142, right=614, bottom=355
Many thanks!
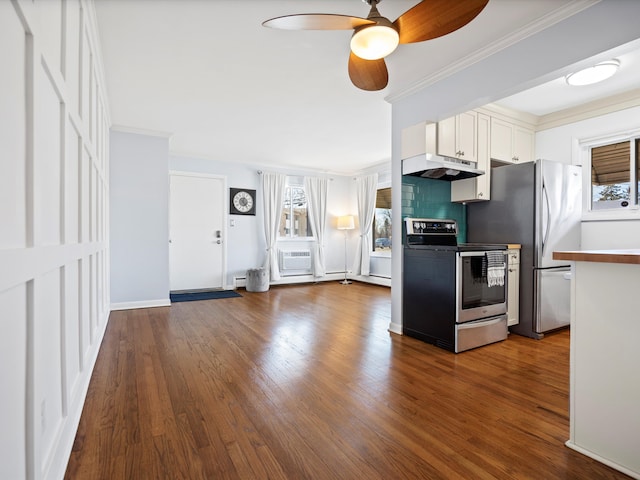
left=169, top=173, right=225, bottom=291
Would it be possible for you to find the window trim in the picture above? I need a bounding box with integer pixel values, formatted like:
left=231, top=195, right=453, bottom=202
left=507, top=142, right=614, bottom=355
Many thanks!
left=278, top=178, right=314, bottom=239
left=578, top=129, right=640, bottom=222
left=371, top=182, right=392, bottom=257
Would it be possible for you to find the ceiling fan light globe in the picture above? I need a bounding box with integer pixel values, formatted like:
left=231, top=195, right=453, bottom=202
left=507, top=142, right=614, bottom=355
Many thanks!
left=350, top=25, right=399, bottom=60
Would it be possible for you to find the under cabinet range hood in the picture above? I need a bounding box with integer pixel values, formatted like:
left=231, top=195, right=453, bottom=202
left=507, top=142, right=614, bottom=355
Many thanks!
left=402, top=154, right=484, bottom=181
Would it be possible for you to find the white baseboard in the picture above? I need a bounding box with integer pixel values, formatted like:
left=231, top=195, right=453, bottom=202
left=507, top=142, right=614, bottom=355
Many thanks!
left=388, top=321, right=403, bottom=335
left=565, top=441, right=639, bottom=479
left=48, top=309, right=110, bottom=480
left=271, top=273, right=345, bottom=285
left=351, top=275, right=391, bottom=287
left=110, top=298, right=171, bottom=311
left=234, top=273, right=392, bottom=289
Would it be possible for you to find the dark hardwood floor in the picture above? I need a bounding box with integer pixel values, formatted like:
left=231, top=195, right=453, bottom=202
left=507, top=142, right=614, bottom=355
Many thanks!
left=65, top=282, right=627, bottom=479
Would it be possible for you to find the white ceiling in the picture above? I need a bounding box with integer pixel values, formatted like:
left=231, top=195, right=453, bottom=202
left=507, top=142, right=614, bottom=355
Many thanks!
left=495, top=38, right=640, bottom=116
left=94, top=0, right=640, bottom=175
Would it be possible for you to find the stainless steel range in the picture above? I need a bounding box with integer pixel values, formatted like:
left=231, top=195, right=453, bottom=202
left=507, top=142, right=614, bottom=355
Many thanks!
left=403, top=218, right=508, bottom=353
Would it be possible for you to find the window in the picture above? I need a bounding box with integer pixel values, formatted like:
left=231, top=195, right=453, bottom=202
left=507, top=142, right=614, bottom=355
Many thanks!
left=279, top=182, right=312, bottom=238
left=372, top=187, right=392, bottom=252
left=589, top=137, right=639, bottom=211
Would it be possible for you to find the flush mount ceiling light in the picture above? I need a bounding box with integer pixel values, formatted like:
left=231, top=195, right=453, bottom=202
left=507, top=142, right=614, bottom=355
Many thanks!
left=565, top=59, right=620, bottom=86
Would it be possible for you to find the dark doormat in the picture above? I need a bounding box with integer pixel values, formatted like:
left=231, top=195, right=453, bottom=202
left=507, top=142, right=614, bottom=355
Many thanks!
left=170, top=290, right=242, bottom=303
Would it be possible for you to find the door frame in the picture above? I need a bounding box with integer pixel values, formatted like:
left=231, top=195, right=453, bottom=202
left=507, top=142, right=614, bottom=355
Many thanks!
left=168, top=170, right=228, bottom=290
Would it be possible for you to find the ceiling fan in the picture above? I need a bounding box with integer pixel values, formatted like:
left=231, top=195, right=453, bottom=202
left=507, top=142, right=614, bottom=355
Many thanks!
left=262, top=0, right=489, bottom=91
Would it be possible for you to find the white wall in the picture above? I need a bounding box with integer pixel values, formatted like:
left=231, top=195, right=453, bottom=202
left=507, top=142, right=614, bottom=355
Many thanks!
left=110, top=131, right=170, bottom=308
left=107, top=142, right=375, bottom=301
left=536, top=105, right=640, bottom=164
left=0, top=1, right=110, bottom=479
left=536, top=106, right=640, bottom=249
left=169, top=154, right=361, bottom=285
left=389, top=1, right=640, bottom=334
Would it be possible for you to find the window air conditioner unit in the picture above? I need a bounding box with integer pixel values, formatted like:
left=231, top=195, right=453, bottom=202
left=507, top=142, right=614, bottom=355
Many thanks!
left=279, top=249, right=312, bottom=271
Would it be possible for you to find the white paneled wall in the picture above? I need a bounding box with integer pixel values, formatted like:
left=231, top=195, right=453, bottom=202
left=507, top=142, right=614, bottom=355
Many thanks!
left=0, top=1, right=110, bottom=479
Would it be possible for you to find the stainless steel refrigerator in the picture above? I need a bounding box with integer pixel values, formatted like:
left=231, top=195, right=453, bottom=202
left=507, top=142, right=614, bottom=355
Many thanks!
left=467, top=160, right=581, bottom=339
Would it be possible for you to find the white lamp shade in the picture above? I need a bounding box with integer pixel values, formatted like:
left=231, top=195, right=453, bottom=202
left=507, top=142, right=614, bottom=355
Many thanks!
left=350, top=25, right=399, bottom=60
left=337, top=215, right=355, bottom=230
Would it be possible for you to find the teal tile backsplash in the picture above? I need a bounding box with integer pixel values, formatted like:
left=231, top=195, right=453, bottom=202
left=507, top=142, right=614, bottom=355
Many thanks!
left=401, top=177, right=467, bottom=242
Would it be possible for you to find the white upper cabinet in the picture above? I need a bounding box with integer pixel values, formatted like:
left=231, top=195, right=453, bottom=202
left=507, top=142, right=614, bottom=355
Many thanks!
left=512, top=125, right=535, bottom=163
left=451, top=112, right=490, bottom=202
left=490, top=117, right=534, bottom=164
left=437, top=111, right=477, bottom=163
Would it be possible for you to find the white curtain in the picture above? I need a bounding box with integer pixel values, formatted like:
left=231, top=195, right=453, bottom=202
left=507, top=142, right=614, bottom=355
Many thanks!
left=261, top=172, right=286, bottom=281
left=304, top=176, right=328, bottom=277
left=352, top=173, right=378, bottom=276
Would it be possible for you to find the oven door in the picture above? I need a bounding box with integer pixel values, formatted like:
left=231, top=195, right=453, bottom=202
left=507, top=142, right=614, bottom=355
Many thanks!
left=457, top=251, right=507, bottom=323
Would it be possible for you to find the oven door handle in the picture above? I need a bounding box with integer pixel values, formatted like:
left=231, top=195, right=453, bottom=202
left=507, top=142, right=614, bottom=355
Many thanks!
left=459, top=251, right=505, bottom=257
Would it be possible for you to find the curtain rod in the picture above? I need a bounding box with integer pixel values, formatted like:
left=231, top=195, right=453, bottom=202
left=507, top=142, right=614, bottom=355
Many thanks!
left=257, top=169, right=334, bottom=180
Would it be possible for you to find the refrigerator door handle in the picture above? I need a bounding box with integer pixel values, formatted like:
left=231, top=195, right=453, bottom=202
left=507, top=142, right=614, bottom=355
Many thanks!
left=542, top=181, right=551, bottom=259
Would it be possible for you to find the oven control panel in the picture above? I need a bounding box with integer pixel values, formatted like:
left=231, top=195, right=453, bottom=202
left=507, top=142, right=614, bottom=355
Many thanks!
left=405, top=218, right=457, bottom=236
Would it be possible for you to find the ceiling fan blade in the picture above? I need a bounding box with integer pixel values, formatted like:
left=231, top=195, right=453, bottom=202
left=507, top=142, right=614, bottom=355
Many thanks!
left=263, top=14, right=374, bottom=30
left=394, top=0, right=489, bottom=44
left=348, top=52, right=388, bottom=91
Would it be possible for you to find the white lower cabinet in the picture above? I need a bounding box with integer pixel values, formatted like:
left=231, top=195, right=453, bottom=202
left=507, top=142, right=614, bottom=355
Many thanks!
left=506, top=249, right=520, bottom=326
left=566, top=260, right=640, bottom=477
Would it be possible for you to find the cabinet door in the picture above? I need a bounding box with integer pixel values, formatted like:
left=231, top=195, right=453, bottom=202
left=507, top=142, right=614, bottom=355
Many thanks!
left=490, top=117, right=513, bottom=162
left=475, top=112, right=489, bottom=199
left=507, top=262, right=519, bottom=326
left=436, top=116, right=457, bottom=158
left=513, top=126, right=534, bottom=163
left=451, top=112, right=489, bottom=202
left=456, top=111, right=477, bottom=162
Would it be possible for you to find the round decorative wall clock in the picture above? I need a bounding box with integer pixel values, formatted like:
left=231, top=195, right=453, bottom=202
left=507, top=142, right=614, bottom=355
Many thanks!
left=229, top=188, right=256, bottom=215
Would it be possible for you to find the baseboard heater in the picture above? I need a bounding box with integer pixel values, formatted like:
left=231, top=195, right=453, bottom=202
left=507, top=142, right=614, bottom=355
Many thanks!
left=279, top=249, right=312, bottom=273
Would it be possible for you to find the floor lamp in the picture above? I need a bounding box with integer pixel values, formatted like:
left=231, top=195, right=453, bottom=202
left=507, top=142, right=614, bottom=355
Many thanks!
left=337, top=215, right=355, bottom=285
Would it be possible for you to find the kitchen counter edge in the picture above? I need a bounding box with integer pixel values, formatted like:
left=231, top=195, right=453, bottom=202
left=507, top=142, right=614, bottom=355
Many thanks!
left=553, top=249, right=640, bottom=265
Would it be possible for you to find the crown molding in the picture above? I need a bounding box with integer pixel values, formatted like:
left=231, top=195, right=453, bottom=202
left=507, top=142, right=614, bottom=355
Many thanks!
left=476, top=104, right=539, bottom=130
left=478, top=88, right=640, bottom=132
left=385, top=0, right=598, bottom=104
left=536, top=88, right=640, bottom=131
left=168, top=149, right=369, bottom=178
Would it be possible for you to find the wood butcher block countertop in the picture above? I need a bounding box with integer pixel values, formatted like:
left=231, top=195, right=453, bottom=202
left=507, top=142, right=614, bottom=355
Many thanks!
left=553, top=249, right=640, bottom=265
left=506, top=244, right=521, bottom=249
